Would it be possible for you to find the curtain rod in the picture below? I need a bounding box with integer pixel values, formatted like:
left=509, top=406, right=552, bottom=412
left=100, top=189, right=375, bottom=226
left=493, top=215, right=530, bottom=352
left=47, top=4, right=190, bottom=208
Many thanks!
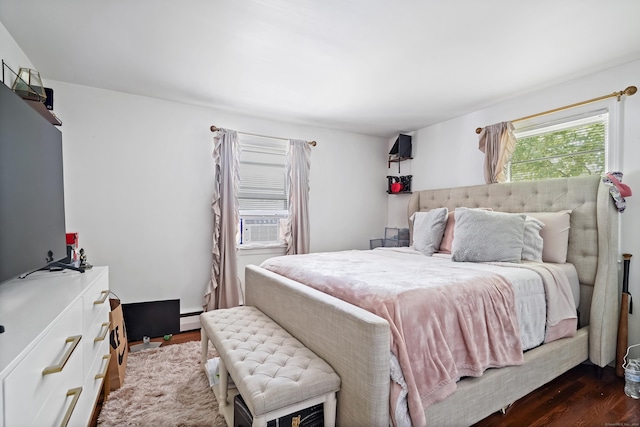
left=475, top=85, right=637, bottom=134
left=210, top=126, right=317, bottom=146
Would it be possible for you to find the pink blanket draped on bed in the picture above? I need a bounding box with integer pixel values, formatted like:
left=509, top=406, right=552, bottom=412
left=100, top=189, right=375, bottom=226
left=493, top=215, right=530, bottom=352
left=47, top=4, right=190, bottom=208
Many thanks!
left=261, top=250, right=527, bottom=427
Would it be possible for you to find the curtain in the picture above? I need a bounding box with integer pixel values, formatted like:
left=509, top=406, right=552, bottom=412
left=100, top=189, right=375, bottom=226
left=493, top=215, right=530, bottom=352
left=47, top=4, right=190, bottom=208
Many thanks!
left=204, top=128, right=243, bottom=311
left=285, top=139, right=311, bottom=255
left=478, top=121, right=517, bottom=183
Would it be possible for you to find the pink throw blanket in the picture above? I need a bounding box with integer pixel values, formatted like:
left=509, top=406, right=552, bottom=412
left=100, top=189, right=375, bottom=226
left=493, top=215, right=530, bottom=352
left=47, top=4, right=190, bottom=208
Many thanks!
left=261, top=250, right=525, bottom=427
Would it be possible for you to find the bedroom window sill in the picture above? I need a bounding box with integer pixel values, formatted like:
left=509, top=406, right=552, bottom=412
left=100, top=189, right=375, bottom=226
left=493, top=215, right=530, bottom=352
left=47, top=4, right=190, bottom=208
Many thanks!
left=238, top=244, right=286, bottom=257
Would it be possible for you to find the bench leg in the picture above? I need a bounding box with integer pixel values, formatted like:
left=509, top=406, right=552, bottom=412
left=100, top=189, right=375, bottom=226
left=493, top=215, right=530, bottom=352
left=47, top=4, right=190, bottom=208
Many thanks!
left=324, top=392, right=337, bottom=427
left=200, top=329, right=208, bottom=369
left=219, top=358, right=228, bottom=407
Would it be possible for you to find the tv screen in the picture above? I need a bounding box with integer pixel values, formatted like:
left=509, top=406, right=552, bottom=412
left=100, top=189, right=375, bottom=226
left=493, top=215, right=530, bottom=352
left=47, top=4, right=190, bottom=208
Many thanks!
left=0, top=82, right=67, bottom=284
left=122, top=300, right=181, bottom=342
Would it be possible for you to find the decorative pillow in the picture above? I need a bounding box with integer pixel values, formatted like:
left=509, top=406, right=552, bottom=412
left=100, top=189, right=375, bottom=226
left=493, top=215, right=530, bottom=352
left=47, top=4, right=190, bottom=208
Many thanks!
left=438, top=208, right=493, bottom=254
left=437, top=212, right=456, bottom=254
left=410, top=208, right=449, bottom=256
left=523, top=210, right=571, bottom=263
left=451, top=208, right=526, bottom=263
left=522, top=216, right=544, bottom=262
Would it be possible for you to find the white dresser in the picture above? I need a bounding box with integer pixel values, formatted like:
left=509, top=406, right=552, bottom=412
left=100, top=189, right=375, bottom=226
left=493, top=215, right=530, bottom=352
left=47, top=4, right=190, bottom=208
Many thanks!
left=0, top=267, right=110, bottom=427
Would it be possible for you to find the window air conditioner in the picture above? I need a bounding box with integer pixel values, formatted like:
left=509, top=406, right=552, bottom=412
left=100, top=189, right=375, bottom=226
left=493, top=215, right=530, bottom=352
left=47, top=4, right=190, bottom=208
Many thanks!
left=240, top=217, right=280, bottom=244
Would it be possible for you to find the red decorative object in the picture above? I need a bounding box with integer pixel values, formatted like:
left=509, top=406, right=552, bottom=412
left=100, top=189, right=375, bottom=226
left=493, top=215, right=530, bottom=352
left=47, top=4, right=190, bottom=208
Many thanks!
left=386, top=175, right=412, bottom=194
left=66, top=232, right=78, bottom=248
left=390, top=182, right=403, bottom=193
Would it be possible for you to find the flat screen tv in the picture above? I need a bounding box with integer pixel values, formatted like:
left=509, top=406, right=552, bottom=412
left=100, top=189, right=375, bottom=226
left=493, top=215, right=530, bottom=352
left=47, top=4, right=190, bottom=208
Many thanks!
left=0, top=82, right=68, bottom=284
left=122, top=299, right=181, bottom=342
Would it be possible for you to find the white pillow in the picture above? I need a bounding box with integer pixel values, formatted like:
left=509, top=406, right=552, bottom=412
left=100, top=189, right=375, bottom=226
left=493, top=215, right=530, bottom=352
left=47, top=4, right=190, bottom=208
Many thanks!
left=410, top=208, right=448, bottom=256
left=523, top=210, right=571, bottom=263
left=451, top=208, right=526, bottom=263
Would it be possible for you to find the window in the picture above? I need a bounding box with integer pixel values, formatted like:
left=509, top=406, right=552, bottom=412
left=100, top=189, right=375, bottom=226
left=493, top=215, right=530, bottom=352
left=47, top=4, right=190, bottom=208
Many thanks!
left=237, top=135, right=288, bottom=246
left=508, top=111, right=608, bottom=182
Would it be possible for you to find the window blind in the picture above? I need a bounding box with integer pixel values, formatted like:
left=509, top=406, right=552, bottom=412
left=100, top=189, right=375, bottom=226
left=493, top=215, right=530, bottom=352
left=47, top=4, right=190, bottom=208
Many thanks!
left=238, top=135, right=288, bottom=212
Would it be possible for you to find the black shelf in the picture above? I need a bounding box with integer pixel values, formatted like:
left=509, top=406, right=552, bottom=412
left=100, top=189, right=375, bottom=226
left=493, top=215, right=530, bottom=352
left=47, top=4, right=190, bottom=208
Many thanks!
left=388, top=156, right=413, bottom=163
left=387, top=174, right=412, bottom=194
left=388, top=156, right=413, bottom=171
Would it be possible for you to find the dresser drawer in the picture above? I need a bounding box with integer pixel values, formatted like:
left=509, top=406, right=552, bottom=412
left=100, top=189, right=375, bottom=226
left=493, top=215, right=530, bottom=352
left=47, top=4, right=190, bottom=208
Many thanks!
left=75, top=339, right=111, bottom=425
left=82, top=271, right=110, bottom=326
left=4, top=301, right=83, bottom=426
left=32, top=384, right=85, bottom=427
left=83, top=301, right=110, bottom=374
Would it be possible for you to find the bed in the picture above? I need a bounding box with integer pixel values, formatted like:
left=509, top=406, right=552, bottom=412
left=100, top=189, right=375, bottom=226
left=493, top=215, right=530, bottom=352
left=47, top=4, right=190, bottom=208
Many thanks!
left=244, top=175, right=619, bottom=426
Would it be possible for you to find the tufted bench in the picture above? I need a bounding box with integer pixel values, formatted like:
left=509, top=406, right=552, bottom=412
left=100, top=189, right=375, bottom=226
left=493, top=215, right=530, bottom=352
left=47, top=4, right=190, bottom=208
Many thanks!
left=200, top=306, right=340, bottom=427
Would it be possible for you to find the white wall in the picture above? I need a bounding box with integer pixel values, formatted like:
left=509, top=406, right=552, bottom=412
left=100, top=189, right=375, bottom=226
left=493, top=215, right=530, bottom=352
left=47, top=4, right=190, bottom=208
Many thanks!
left=0, top=22, right=34, bottom=85
left=389, top=59, right=640, bottom=349
left=2, top=15, right=388, bottom=314
left=51, top=81, right=387, bottom=313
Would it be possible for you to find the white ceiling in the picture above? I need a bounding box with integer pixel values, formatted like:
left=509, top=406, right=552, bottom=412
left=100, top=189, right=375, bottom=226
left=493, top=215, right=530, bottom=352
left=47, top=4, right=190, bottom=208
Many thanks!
left=2, top=1, right=640, bottom=137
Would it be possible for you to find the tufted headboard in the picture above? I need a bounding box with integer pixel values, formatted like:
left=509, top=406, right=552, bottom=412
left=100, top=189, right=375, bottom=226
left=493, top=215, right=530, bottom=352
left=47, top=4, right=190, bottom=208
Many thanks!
left=408, top=175, right=619, bottom=365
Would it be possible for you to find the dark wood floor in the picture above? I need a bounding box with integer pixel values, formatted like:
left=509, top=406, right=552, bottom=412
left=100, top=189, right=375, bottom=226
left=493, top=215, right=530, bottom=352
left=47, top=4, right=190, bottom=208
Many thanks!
left=95, top=331, right=640, bottom=426
left=473, top=363, right=639, bottom=426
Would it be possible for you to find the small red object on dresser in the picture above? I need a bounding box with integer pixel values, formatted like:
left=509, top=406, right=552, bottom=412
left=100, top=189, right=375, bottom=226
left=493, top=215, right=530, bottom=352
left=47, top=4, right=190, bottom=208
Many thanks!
left=66, top=232, right=78, bottom=248
left=66, top=232, right=79, bottom=263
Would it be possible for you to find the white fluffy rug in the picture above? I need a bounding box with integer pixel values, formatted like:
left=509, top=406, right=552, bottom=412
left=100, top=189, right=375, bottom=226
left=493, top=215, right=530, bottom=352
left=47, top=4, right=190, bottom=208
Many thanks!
left=98, top=340, right=226, bottom=427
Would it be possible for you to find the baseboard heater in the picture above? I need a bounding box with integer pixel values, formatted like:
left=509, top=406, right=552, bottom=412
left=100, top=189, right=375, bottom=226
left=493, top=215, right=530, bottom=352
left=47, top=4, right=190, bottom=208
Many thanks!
left=122, top=299, right=181, bottom=342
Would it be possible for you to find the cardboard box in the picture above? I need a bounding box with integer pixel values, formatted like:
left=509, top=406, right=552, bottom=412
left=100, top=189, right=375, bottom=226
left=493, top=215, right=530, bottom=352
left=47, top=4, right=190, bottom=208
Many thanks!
left=108, top=298, right=129, bottom=390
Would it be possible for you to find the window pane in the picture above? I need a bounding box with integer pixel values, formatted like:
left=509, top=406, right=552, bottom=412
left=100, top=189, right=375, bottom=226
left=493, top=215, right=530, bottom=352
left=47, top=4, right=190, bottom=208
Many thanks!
left=512, top=123, right=605, bottom=162
left=237, top=135, right=288, bottom=246
left=509, top=113, right=606, bottom=182
left=510, top=151, right=605, bottom=181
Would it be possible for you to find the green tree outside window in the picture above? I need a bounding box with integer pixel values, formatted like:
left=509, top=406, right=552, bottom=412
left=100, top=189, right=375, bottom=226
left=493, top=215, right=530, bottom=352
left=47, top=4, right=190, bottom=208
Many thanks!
left=508, top=116, right=606, bottom=182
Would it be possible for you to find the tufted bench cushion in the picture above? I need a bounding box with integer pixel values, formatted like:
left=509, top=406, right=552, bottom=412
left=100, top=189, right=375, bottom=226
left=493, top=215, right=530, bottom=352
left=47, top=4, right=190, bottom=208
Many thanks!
left=200, top=305, right=340, bottom=421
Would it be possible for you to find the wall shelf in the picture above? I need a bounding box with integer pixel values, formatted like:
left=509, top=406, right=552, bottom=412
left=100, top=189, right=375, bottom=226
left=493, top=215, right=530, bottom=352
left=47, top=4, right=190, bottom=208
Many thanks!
left=22, top=97, right=62, bottom=126
left=386, top=175, right=412, bottom=194
left=1, top=60, right=61, bottom=126
left=388, top=156, right=412, bottom=172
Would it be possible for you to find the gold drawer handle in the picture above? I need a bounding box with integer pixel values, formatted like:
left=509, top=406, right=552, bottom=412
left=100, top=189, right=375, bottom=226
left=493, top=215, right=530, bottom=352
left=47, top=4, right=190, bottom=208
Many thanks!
left=42, top=335, right=82, bottom=375
left=60, top=387, right=82, bottom=427
left=94, top=321, right=111, bottom=342
left=95, top=354, right=111, bottom=380
left=93, top=290, right=109, bottom=305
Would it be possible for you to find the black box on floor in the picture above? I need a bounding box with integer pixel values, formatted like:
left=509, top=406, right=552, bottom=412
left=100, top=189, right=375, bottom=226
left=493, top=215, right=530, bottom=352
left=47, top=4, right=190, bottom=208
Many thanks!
left=233, top=394, right=324, bottom=427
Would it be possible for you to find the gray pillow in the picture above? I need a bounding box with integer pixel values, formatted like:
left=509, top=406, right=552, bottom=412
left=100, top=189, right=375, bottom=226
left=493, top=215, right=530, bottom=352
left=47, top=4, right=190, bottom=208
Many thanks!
left=451, top=207, right=526, bottom=263
left=522, top=216, right=544, bottom=262
left=410, top=207, right=448, bottom=256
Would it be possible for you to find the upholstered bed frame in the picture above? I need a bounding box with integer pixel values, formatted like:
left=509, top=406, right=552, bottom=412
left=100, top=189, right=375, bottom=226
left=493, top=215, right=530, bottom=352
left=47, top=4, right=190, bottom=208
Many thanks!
left=245, top=175, right=619, bottom=426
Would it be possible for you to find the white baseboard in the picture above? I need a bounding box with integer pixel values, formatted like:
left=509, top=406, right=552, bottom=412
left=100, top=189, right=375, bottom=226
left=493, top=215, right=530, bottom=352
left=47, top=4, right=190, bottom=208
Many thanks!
left=180, top=314, right=201, bottom=332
